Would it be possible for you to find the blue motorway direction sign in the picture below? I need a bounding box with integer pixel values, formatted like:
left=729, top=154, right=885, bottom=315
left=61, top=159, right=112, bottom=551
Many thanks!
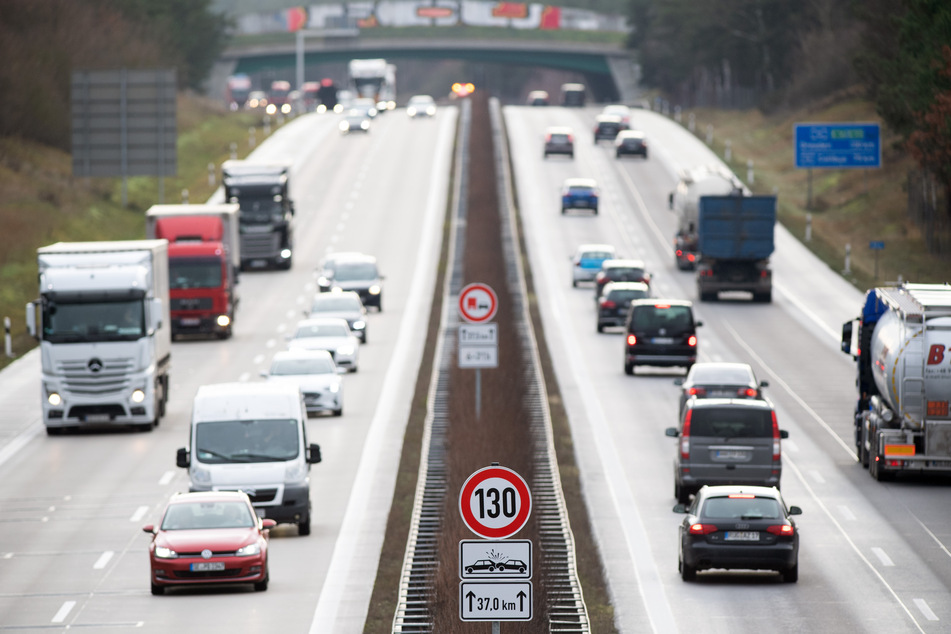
left=794, top=123, right=881, bottom=169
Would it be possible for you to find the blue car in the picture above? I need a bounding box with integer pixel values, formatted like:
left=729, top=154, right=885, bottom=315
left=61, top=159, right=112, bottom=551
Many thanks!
left=561, top=178, right=599, bottom=215
left=571, top=243, right=616, bottom=287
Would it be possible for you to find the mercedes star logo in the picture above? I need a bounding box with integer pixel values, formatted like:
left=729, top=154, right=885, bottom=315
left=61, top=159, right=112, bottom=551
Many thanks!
left=87, top=358, right=103, bottom=373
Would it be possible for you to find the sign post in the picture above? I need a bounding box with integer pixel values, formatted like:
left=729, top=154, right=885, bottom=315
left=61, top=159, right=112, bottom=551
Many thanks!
left=458, top=283, right=499, bottom=419
left=870, top=240, right=884, bottom=281
left=459, top=466, right=533, bottom=626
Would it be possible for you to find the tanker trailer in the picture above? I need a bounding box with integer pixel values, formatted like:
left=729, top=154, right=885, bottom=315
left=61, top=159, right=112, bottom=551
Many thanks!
left=841, top=283, right=951, bottom=480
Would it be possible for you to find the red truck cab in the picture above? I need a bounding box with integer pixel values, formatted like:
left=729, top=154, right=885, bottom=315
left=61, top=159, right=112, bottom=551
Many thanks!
left=154, top=216, right=237, bottom=339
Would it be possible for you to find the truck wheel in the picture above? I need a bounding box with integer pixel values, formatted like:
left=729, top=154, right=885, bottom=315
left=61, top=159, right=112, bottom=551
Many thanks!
left=754, top=291, right=772, bottom=303
left=298, top=517, right=311, bottom=536
left=675, top=481, right=690, bottom=504
left=597, top=323, right=604, bottom=333
left=699, top=291, right=717, bottom=302
left=624, top=362, right=635, bottom=376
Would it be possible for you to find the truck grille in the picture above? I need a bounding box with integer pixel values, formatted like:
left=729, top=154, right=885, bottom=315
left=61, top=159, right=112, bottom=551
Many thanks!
left=57, top=357, right=135, bottom=395
left=240, top=233, right=280, bottom=259
left=171, top=297, right=213, bottom=311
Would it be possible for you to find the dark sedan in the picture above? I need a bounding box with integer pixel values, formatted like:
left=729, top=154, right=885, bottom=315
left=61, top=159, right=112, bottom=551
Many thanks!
left=594, top=258, right=651, bottom=300
left=674, top=362, right=768, bottom=418
left=597, top=281, right=650, bottom=332
left=615, top=130, right=648, bottom=158
left=674, top=485, right=801, bottom=583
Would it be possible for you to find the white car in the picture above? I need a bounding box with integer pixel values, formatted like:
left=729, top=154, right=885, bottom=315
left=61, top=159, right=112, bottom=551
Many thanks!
left=601, top=104, right=632, bottom=128
left=407, top=95, right=436, bottom=118
left=287, top=318, right=360, bottom=372
left=262, top=349, right=344, bottom=416
left=571, top=243, right=617, bottom=287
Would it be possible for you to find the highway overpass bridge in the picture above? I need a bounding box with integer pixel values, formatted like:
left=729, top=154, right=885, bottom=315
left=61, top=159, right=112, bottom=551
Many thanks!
left=214, top=36, right=641, bottom=103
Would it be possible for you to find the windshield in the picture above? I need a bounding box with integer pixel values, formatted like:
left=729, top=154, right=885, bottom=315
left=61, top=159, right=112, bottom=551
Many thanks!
left=689, top=408, right=773, bottom=437
left=631, top=305, right=692, bottom=334
left=294, top=323, right=349, bottom=338
left=195, top=418, right=300, bottom=463
left=703, top=497, right=782, bottom=520
left=312, top=296, right=361, bottom=312
left=161, top=500, right=255, bottom=530
left=169, top=257, right=223, bottom=289
left=43, top=299, right=145, bottom=343
left=237, top=197, right=283, bottom=224
left=691, top=366, right=753, bottom=384
left=270, top=356, right=334, bottom=375
left=610, top=290, right=649, bottom=303
left=333, top=262, right=377, bottom=282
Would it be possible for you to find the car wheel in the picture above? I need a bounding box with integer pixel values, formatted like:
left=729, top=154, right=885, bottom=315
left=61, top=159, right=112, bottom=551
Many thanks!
left=675, top=481, right=690, bottom=505
left=597, top=322, right=604, bottom=333
left=151, top=583, right=165, bottom=595
left=298, top=517, right=311, bottom=536
left=333, top=407, right=343, bottom=417
left=643, top=150, right=649, bottom=159
left=783, top=564, right=798, bottom=583
left=699, top=291, right=717, bottom=302
left=253, top=566, right=269, bottom=592
left=624, top=361, right=634, bottom=376
left=561, top=207, right=567, bottom=215
left=466, top=567, right=474, bottom=574
left=593, top=207, right=599, bottom=215
left=679, top=556, right=696, bottom=582
left=569, top=152, right=574, bottom=158
left=571, top=279, right=578, bottom=288
left=46, top=426, right=64, bottom=436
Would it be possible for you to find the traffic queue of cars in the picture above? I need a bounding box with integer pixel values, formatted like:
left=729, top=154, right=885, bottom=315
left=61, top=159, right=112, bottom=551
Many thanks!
left=551, top=104, right=801, bottom=582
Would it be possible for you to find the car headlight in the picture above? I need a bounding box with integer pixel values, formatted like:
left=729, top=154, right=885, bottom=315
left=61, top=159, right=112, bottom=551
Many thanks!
left=155, top=546, right=178, bottom=559
left=330, top=381, right=341, bottom=393
left=339, top=121, right=350, bottom=131
left=316, top=104, right=327, bottom=113
left=236, top=542, right=262, bottom=557
left=368, top=285, right=381, bottom=295
left=284, top=459, right=307, bottom=484
left=131, top=389, right=146, bottom=404
left=216, top=315, right=231, bottom=327
left=266, top=104, right=277, bottom=115
left=47, top=391, right=62, bottom=406
left=426, top=106, right=436, bottom=116
left=190, top=464, right=212, bottom=485
left=337, top=345, right=355, bottom=356
left=360, top=120, right=369, bottom=130
left=408, top=107, right=417, bottom=117
left=331, top=285, right=343, bottom=293
left=351, top=320, right=366, bottom=330
left=281, top=104, right=291, bottom=114
left=333, top=104, right=343, bottom=113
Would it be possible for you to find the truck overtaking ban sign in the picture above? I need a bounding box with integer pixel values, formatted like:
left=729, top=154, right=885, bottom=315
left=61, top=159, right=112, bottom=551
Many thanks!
left=459, top=466, right=531, bottom=539
left=458, top=283, right=498, bottom=323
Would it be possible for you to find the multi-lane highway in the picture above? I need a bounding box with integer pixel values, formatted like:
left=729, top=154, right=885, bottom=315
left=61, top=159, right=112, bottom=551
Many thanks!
left=0, top=98, right=949, bottom=633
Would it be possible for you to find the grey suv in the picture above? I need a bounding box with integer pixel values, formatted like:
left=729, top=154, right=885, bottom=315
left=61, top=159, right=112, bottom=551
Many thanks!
left=665, top=398, right=788, bottom=503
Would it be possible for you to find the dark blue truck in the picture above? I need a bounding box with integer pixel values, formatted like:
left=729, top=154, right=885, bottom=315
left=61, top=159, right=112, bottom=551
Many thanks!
left=696, top=195, right=777, bottom=303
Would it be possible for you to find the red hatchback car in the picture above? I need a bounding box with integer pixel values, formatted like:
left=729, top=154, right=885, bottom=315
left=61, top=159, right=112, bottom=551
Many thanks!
left=143, top=491, right=275, bottom=595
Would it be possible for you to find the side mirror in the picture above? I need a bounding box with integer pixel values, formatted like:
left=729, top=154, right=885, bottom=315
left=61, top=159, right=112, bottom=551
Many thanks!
left=672, top=504, right=688, bottom=513
left=665, top=427, right=679, bottom=437
left=261, top=519, right=278, bottom=529
left=788, top=506, right=803, bottom=516
left=760, top=380, right=769, bottom=388
left=142, top=524, right=156, bottom=534
left=176, top=447, right=189, bottom=468
left=841, top=320, right=855, bottom=355
left=668, top=192, right=674, bottom=209
left=25, top=301, right=38, bottom=339
left=307, top=443, right=322, bottom=464
left=780, top=430, right=789, bottom=439
left=673, top=378, right=684, bottom=386
left=694, top=320, right=703, bottom=327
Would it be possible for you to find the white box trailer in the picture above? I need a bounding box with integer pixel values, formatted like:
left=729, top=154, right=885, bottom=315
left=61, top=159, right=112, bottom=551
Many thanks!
left=26, top=240, right=171, bottom=433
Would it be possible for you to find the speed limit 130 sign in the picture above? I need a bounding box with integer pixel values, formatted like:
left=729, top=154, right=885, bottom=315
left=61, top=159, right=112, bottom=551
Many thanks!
left=459, top=466, right=532, bottom=539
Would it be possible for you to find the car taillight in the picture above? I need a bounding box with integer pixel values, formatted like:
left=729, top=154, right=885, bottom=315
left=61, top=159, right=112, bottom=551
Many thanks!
left=687, top=387, right=706, bottom=397
left=761, top=270, right=769, bottom=278
left=627, top=334, right=637, bottom=346
left=766, top=524, right=795, bottom=537
left=687, top=335, right=697, bottom=347
left=772, top=410, right=781, bottom=461
left=688, top=523, right=717, bottom=535
left=681, top=410, right=691, bottom=459
left=740, top=388, right=757, bottom=397
left=600, top=300, right=617, bottom=309
left=676, top=249, right=683, bottom=257
left=687, top=253, right=696, bottom=262
left=568, top=134, right=574, bottom=142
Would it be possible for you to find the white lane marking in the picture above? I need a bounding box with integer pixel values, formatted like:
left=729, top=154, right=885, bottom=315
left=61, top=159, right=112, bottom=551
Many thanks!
left=336, top=222, right=346, bottom=231
left=266, top=339, right=276, bottom=349
left=772, top=280, right=840, bottom=342
left=784, top=439, right=800, bottom=453
left=51, top=601, right=75, bottom=623
left=872, top=547, right=895, bottom=567
left=3, top=553, right=12, bottom=559
left=130, top=506, right=149, bottom=522
left=286, top=309, right=297, bottom=319
left=809, top=470, right=826, bottom=484
left=784, top=457, right=925, bottom=632
left=158, top=471, right=175, bottom=486
left=0, top=422, right=42, bottom=470
left=721, top=320, right=856, bottom=459
left=913, top=598, right=939, bottom=621
left=839, top=505, right=856, bottom=521
left=910, top=515, right=951, bottom=561
left=238, top=372, right=250, bottom=382
left=93, top=551, right=114, bottom=570
left=331, top=235, right=339, bottom=244
left=253, top=354, right=265, bottom=365
left=48, top=506, right=55, bottom=512
left=42, top=516, right=49, bottom=523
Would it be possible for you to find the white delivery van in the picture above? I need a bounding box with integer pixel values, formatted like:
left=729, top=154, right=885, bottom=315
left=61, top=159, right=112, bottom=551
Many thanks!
left=176, top=382, right=322, bottom=535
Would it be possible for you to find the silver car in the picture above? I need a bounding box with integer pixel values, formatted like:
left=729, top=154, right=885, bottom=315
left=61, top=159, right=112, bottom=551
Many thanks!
left=309, top=291, right=368, bottom=343
left=287, top=317, right=360, bottom=372
left=262, top=349, right=344, bottom=416
left=674, top=362, right=768, bottom=418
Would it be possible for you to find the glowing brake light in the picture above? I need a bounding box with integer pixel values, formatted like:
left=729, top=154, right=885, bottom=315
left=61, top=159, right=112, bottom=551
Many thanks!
left=600, top=299, right=617, bottom=309
left=680, top=410, right=691, bottom=459
left=772, top=410, right=781, bottom=461
left=688, top=523, right=717, bottom=535
left=740, top=387, right=758, bottom=397
left=687, top=387, right=706, bottom=397
left=727, top=494, right=755, bottom=499
left=627, top=334, right=637, bottom=346
left=687, top=335, right=697, bottom=346
left=654, top=303, right=671, bottom=309
left=766, top=524, right=795, bottom=537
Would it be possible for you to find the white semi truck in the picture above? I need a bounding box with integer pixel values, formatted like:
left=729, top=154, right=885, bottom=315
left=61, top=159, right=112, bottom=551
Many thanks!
left=26, top=240, right=171, bottom=434
left=348, top=58, right=396, bottom=111
left=841, top=283, right=951, bottom=480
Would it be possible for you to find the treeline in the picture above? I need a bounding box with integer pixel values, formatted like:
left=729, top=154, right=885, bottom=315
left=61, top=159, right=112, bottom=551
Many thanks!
left=0, top=0, right=230, bottom=150
left=629, top=0, right=951, bottom=207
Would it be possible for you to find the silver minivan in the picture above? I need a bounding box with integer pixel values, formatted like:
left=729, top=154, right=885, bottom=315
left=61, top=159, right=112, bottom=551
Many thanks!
left=665, top=398, right=788, bottom=503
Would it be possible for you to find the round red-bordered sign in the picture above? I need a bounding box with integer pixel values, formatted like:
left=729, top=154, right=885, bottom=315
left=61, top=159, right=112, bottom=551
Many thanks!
left=459, top=466, right=531, bottom=539
left=458, top=283, right=498, bottom=324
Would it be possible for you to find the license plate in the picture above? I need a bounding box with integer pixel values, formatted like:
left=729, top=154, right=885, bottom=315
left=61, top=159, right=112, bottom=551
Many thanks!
left=715, top=450, right=749, bottom=460
left=725, top=531, right=759, bottom=542
left=86, top=414, right=110, bottom=423
left=180, top=318, right=200, bottom=326
left=190, top=562, right=225, bottom=572
left=652, top=337, right=674, bottom=344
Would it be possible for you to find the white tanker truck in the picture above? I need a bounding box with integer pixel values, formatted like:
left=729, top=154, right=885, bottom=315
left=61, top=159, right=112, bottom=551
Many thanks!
left=841, top=283, right=951, bottom=480
left=668, top=165, right=745, bottom=270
